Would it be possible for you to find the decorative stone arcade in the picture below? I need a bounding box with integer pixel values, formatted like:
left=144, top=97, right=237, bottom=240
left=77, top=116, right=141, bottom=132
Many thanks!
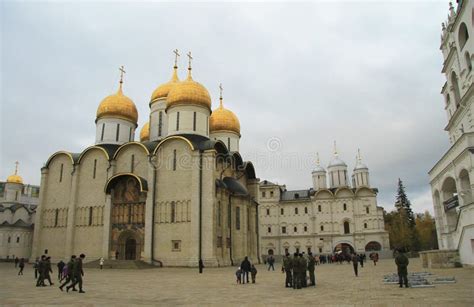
left=105, top=174, right=147, bottom=260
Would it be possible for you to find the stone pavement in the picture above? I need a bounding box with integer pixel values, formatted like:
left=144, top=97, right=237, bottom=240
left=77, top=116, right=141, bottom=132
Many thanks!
left=1, top=258, right=473, bottom=306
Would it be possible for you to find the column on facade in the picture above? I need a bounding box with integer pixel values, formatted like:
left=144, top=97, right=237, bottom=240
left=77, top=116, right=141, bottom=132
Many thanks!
left=201, top=149, right=217, bottom=265
left=189, top=151, right=201, bottom=266
left=143, top=158, right=156, bottom=263
left=102, top=161, right=116, bottom=259
left=31, top=168, right=48, bottom=259
left=65, top=165, right=79, bottom=258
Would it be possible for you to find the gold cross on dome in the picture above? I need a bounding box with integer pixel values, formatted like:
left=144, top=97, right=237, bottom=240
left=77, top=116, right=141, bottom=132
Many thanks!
left=219, top=83, right=223, bottom=99
left=119, top=65, right=126, bottom=84
left=14, top=161, right=19, bottom=175
left=173, top=49, right=180, bottom=67
left=187, top=51, right=193, bottom=69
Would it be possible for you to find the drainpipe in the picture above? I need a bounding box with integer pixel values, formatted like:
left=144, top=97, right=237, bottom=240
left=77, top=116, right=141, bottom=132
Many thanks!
left=199, top=151, right=203, bottom=270
left=149, top=156, right=161, bottom=266
left=255, top=199, right=260, bottom=264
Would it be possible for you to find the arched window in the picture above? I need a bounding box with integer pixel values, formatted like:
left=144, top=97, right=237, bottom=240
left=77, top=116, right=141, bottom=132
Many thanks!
left=293, top=226, right=297, bottom=233
left=458, top=22, right=469, bottom=49
left=267, top=226, right=271, bottom=233
left=451, top=71, right=461, bottom=107
left=364, top=223, right=367, bottom=229
left=304, top=207, right=308, bottom=214
left=343, top=221, right=350, bottom=234
left=465, top=52, right=472, bottom=71
left=320, top=225, right=324, bottom=231
left=343, top=203, right=347, bottom=211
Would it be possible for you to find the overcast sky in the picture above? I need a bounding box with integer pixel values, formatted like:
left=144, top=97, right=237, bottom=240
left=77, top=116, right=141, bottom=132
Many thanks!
left=1, top=1, right=450, bottom=213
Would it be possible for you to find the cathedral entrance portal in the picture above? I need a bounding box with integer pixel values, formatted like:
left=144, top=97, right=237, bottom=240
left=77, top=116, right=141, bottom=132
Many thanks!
left=106, top=174, right=147, bottom=261
left=334, top=243, right=354, bottom=256
left=125, top=238, right=137, bottom=260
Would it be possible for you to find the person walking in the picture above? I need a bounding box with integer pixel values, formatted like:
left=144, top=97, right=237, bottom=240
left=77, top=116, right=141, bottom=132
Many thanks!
left=33, top=257, right=39, bottom=279
left=57, top=260, right=65, bottom=280
left=250, top=264, right=257, bottom=283
left=99, top=257, right=104, bottom=270
left=36, top=255, right=46, bottom=287
left=235, top=267, right=242, bottom=284
left=307, top=252, right=316, bottom=286
left=282, top=253, right=293, bottom=288
left=18, top=258, right=25, bottom=275
left=14, top=257, right=19, bottom=268
left=351, top=253, right=359, bottom=277
left=240, top=256, right=251, bottom=284
left=59, top=255, right=77, bottom=292
left=44, top=257, right=54, bottom=286
left=301, top=253, right=308, bottom=288
left=292, top=252, right=299, bottom=289
left=267, top=255, right=275, bottom=271
left=359, top=254, right=364, bottom=268
left=395, top=249, right=409, bottom=288
left=67, top=254, right=85, bottom=293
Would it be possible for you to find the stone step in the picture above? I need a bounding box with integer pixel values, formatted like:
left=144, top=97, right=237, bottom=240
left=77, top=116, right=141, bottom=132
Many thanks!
left=83, top=259, right=157, bottom=269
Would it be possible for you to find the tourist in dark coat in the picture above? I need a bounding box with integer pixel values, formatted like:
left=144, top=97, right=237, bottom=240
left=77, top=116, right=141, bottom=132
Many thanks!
left=351, top=253, right=359, bottom=277
left=18, top=258, right=25, bottom=275
left=57, top=260, right=65, bottom=280
left=240, top=256, right=251, bottom=284
left=395, top=249, right=409, bottom=288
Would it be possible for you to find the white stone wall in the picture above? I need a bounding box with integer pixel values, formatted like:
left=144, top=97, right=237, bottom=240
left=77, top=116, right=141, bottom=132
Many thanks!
left=430, top=1, right=474, bottom=267
left=95, top=117, right=136, bottom=145
left=167, top=105, right=210, bottom=138
left=210, top=131, right=240, bottom=152
left=149, top=99, right=168, bottom=141
left=259, top=183, right=389, bottom=257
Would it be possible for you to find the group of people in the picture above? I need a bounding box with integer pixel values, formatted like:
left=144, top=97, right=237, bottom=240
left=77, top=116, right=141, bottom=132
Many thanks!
left=235, top=256, right=258, bottom=284
left=281, top=252, right=316, bottom=289
left=31, top=254, right=86, bottom=293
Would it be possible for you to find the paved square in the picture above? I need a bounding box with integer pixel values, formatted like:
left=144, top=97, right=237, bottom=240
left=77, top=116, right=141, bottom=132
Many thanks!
left=1, top=258, right=473, bottom=306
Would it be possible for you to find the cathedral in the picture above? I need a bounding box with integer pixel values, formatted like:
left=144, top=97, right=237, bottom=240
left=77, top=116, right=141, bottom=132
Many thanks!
left=259, top=148, right=390, bottom=259
left=32, top=52, right=259, bottom=267
left=0, top=163, right=40, bottom=260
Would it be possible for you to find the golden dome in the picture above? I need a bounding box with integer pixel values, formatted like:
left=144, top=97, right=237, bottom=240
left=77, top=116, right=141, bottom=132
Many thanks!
left=150, top=66, right=180, bottom=104
left=166, top=69, right=211, bottom=110
left=7, top=162, right=23, bottom=184
left=210, top=99, right=240, bottom=135
left=96, top=84, right=138, bottom=124
left=140, top=122, right=150, bottom=142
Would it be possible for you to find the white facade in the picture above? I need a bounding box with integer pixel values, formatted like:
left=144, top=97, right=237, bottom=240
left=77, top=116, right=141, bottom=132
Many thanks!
left=95, top=117, right=137, bottom=145
left=210, top=131, right=240, bottom=152
left=259, top=154, right=390, bottom=259
left=0, top=181, right=40, bottom=260
left=167, top=105, right=210, bottom=138
left=429, top=0, right=474, bottom=267
left=149, top=99, right=168, bottom=141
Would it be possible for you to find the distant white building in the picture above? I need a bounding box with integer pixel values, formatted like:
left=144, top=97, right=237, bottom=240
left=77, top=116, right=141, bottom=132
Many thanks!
left=0, top=163, right=39, bottom=260
left=259, top=149, right=390, bottom=259
left=428, top=0, right=474, bottom=267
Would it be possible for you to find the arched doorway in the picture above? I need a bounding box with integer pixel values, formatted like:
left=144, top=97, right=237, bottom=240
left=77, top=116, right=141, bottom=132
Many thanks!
left=365, top=241, right=381, bottom=251
left=441, top=176, right=458, bottom=230
left=268, top=249, right=274, bottom=255
left=125, top=238, right=137, bottom=260
left=105, top=174, right=147, bottom=260
left=334, top=243, right=354, bottom=255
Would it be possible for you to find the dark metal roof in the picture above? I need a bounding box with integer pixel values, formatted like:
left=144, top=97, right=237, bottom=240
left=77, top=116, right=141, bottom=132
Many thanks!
left=281, top=189, right=311, bottom=201
left=217, top=177, right=249, bottom=196
left=260, top=180, right=277, bottom=186
left=96, top=144, right=121, bottom=159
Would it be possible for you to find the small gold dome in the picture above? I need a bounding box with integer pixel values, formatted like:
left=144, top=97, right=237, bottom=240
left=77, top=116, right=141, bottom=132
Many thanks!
left=210, top=99, right=240, bottom=135
left=150, top=66, right=180, bottom=104
left=167, top=70, right=211, bottom=110
left=140, top=122, right=150, bottom=142
left=7, top=162, right=23, bottom=184
left=96, top=85, right=138, bottom=124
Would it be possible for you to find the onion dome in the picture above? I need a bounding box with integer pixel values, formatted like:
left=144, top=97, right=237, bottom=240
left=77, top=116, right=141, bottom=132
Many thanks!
left=354, top=149, right=368, bottom=170
left=166, top=58, right=211, bottom=110
left=312, top=153, right=326, bottom=173
left=210, top=94, right=240, bottom=135
left=96, top=73, right=138, bottom=125
left=7, top=162, right=23, bottom=184
left=150, top=66, right=180, bottom=105
left=140, top=122, right=150, bottom=142
left=328, top=141, right=347, bottom=168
